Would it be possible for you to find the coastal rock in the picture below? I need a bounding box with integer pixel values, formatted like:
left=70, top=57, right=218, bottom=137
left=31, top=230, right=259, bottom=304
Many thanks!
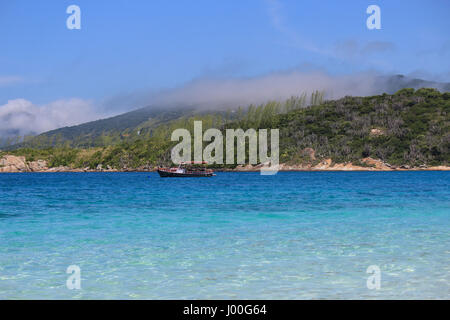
left=360, top=157, right=392, bottom=170
left=103, top=165, right=118, bottom=172
left=279, top=163, right=310, bottom=171
left=0, top=155, right=29, bottom=172
left=426, top=165, right=450, bottom=171
left=45, top=166, right=71, bottom=172
left=313, top=158, right=332, bottom=170
left=308, top=157, right=393, bottom=171
left=28, top=160, right=48, bottom=172
left=234, top=164, right=257, bottom=171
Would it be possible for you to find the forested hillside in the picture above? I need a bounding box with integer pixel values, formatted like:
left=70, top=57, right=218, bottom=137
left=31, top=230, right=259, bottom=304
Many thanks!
left=1, top=88, right=448, bottom=169
left=274, top=88, right=449, bottom=166
left=8, top=91, right=324, bottom=150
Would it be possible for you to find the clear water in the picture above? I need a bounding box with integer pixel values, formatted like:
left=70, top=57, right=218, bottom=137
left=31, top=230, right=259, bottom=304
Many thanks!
left=0, top=172, right=448, bottom=299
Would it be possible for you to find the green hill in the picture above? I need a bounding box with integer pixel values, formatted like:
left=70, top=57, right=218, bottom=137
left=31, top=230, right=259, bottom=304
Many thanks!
left=2, top=88, right=449, bottom=169
left=9, top=107, right=196, bottom=149
left=274, top=88, right=449, bottom=166
left=6, top=74, right=449, bottom=150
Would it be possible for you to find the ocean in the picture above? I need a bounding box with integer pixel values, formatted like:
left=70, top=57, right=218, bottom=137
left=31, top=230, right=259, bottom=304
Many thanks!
left=0, top=172, right=448, bottom=299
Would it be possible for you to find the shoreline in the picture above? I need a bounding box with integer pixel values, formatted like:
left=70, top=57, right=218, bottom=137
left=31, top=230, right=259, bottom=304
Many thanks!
left=1, top=167, right=449, bottom=173
left=1, top=155, right=449, bottom=173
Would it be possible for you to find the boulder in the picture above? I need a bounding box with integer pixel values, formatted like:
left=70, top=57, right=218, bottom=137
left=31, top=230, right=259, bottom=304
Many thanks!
left=370, top=128, right=385, bottom=136
left=313, top=158, right=332, bottom=170
left=28, top=160, right=48, bottom=172
left=360, top=157, right=392, bottom=170
left=0, top=155, right=29, bottom=172
left=45, top=166, right=71, bottom=172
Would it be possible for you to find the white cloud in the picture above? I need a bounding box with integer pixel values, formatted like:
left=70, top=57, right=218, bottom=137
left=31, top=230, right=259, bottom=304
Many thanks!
left=140, top=70, right=449, bottom=110
left=149, top=70, right=381, bottom=109
left=1, top=71, right=447, bottom=140
left=0, top=98, right=105, bottom=137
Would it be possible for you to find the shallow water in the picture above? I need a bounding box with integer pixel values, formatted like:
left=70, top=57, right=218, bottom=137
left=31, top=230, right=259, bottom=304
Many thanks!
left=0, top=172, right=448, bottom=299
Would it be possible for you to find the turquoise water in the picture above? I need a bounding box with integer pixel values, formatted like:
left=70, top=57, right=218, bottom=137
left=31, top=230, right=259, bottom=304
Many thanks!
left=0, top=172, right=448, bottom=299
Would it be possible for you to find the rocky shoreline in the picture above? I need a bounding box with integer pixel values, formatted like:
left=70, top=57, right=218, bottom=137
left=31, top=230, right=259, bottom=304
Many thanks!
left=229, top=158, right=450, bottom=171
left=0, top=155, right=120, bottom=173
left=1, top=155, right=449, bottom=173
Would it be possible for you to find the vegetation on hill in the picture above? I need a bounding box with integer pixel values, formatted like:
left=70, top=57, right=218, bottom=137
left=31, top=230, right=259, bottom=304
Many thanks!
left=1, top=88, right=448, bottom=169
left=275, top=88, right=449, bottom=166
left=6, top=91, right=325, bottom=150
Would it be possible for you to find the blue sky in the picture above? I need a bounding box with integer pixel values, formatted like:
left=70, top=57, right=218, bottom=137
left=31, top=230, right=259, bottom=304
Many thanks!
left=0, top=0, right=449, bottom=136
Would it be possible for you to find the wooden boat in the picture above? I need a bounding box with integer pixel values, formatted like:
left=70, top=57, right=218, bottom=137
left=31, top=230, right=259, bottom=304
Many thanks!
left=157, top=161, right=215, bottom=177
